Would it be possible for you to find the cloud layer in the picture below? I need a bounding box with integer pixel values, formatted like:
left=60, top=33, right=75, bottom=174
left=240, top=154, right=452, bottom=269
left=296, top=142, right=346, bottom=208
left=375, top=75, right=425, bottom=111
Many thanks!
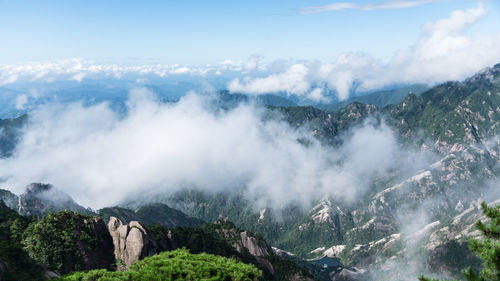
left=229, top=3, right=500, bottom=101
left=0, top=88, right=413, bottom=209
left=0, top=58, right=260, bottom=86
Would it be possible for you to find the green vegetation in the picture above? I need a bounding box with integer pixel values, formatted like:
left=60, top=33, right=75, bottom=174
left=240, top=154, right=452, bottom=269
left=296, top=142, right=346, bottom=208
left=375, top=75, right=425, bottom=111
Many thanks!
left=150, top=219, right=315, bottom=281
left=150, top=223, right=240, bottom=257
left=385, top=70, right=500, bottom=147
left=317, top=84, right=428, bottom=112
left=22, top=211, right=114, bottom=274
left=419, top=202, right=500, bottom=281
left=0, top=201, right=43, bottom=281
left=58, top=248, right=263, bottom=281
left=99, top=203, right=203, bottom=227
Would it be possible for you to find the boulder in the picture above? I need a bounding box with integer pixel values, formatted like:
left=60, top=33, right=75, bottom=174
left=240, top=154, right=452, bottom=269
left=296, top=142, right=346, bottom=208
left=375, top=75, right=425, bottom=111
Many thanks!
left=108, top=216, right=157, bottom=269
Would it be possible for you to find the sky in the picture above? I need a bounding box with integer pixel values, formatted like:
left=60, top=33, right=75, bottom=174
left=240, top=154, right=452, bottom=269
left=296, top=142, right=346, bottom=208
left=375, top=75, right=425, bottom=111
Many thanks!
left=1, top=0, right=500, bottom=101
left=0, top=0, right=499, bottom=64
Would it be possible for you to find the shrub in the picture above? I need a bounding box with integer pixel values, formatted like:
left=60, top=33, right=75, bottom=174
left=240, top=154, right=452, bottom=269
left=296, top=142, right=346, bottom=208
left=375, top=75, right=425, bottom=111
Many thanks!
left=58, top=248, right=263, bottom=281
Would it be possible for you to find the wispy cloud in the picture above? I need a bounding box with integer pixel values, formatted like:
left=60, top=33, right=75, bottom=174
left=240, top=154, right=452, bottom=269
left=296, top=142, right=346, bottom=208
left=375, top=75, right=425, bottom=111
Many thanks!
left=299, top=0, right=446, bottom=14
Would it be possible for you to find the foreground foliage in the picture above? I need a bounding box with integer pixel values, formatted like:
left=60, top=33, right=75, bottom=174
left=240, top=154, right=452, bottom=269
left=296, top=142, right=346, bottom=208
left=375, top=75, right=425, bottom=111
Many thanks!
left=58, top=248, right=263, bottom=281
left=0, top=201, right=43, bottom=280
left=150, top=221, right=313, bottom=281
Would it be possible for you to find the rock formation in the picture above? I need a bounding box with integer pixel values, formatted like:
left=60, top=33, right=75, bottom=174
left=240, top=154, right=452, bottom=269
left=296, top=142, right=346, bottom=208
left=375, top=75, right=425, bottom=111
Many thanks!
left=330, top=267, right=367, bottom=281
left=17, top=183, right=93, bottom=217
left=237, top=231, right=270, bottom=257
left=107, top=216, right=157, bottom=269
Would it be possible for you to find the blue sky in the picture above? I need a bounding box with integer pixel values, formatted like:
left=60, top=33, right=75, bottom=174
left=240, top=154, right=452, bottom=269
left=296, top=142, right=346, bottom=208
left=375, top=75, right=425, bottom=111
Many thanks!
left=1, top=0, right=499, bottom=64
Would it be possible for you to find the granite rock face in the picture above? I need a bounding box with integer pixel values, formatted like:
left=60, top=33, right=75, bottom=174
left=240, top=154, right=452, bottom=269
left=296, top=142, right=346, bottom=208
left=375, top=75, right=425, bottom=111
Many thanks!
left=108, top=216, right=157, bottom=269
left=238, top=231, right=270, bottom=257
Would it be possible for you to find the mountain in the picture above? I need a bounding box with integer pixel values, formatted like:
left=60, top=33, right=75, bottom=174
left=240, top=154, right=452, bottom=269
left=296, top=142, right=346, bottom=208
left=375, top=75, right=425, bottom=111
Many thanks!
left=0, top=183, right=94, bottom=218
left=385, top=63, right=500, bottom=152
left=216, top=90, right=297, bottom=108
left=117, top=63, right=500, bottom=280
left=99, top=203, right=204, bottom=227
left=271, top=102, right=377, bottom=145
left=317, top=84, right=429, bottom=112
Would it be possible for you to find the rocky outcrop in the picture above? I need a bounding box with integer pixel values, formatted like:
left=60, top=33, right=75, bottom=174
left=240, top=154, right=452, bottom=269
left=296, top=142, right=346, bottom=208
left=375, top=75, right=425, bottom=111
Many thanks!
left=17, top=183, right=94, bottom=218
left=0, top=189, right=18, bottom=210
left=38, top=264, right=60, bottom=279
left=330, top=267, right=367, bottom=281
left=108, top=216, right=157, bottom=269
left=237, top=231, right=270, bottom=257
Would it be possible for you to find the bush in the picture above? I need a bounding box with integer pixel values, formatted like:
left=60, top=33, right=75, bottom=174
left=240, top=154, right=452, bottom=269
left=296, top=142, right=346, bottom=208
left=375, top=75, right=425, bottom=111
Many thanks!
left=58, top=248, right=263, bottom=281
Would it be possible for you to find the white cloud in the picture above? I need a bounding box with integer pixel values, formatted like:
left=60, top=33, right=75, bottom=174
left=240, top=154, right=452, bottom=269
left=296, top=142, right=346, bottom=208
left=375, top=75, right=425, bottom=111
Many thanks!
left=307, top=88, right=329, bottom=102
left=0, top=58, right=251, bottom=86
left=14, top=94, right=28, bottom=110
left=299, top=0, right=447, bottom=14
left=0, top=55, right=272, bottom=87
left=365, top=2, right=499, bottom=88
left=228, top=3, right=500, bottom=101
left=0, top=88, right=411, bottom=209
left=228, top=64, right=311, bottom=94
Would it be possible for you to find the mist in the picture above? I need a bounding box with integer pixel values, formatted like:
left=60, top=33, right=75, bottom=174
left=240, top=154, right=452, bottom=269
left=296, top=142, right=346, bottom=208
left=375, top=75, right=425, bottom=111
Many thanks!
left=0, top=88, right=414, bottom=209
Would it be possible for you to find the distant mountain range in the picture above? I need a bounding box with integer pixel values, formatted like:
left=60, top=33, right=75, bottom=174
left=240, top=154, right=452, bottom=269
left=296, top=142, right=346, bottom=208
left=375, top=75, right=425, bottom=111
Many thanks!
left=316, top=84, right=429, bottom=112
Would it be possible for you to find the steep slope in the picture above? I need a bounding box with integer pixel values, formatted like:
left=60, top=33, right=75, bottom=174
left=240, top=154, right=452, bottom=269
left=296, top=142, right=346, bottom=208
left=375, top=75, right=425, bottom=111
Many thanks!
left=99, top=203, right=203, bottom=227
left=317, top=84, right=428, bottom=112
left=385, top=63, right=500, bottom=152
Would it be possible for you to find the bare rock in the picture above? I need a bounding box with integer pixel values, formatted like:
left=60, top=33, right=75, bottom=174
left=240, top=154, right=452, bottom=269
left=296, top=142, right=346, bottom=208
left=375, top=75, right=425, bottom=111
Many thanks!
left=107, top=216, right=157, bottom=269
left=330, top=267, right=367, bottom=281
left=37, top=264, right=60, bottom=279
left=238, top=231, right=269, bottom=257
